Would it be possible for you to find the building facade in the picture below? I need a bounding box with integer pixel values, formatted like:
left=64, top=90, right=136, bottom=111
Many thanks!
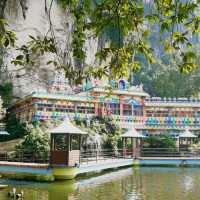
left=11, top=76, right=200, bottom=135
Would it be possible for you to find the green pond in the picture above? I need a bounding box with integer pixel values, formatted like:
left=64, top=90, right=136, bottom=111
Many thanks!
left=1, top=167, right=200, bottom=200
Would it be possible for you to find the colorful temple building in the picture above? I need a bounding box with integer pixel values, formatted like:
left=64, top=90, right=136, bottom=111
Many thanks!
left=11, top=72, right=200, bottom=135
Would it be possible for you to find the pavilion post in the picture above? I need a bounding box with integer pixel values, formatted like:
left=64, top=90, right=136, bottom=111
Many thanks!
left=66, top=134, right=70, bottom=151
left=65, top=135, right=69, bottom=165
left=122, top=138, right=125, bottom=158
left=50, top=135, right=54, bottom=164
left=50, top=134, right=54, bottom=150
left=131, top=138, right=134, bottom=158
left=138, top=138, right=141, bottom=157
left=135, top=138, right=140, bottom=158
left=79, top=135, right=81, bottom=151
left=134, top=138, right=137, bottom=158
left=125, top=138, right=127, bottom=157
left=177, top=137, right=180, bottom=152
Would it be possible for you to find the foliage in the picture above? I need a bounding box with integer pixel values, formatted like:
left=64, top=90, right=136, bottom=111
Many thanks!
left=133, top=47, right=200, bottom=97
left=75, top=116, right=122, bottom=150
left=11, top=36, right=57, bottom=67
left=16, top=124, right=50, bottom=155
left=0, top=19, right=16, bottom=82
left=0, top=19, right=16, bottom=48
left=143, top=135, right=176, bottom=149
left=4, top=113, right=26, bottom=141
left=8, top=0, right=200, bottom=84
left=0, top=82, right=13, bottom=107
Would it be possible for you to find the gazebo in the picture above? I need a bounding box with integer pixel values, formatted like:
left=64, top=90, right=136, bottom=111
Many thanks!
left=122, top=128, right=146, bottom=158
left=50, top=117, right=87, bottom=167
left=178, top=128, right=197, bottom=148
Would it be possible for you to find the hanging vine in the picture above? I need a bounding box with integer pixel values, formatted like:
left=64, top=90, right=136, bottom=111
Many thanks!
left=4, top=0, right=200, bottom=83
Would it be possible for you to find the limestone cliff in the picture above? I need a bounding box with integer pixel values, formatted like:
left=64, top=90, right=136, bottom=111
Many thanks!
left=3, top=0, right=101, bottom=97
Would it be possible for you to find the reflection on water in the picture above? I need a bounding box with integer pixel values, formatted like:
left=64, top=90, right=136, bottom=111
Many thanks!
left=1, top=167, right=200, bottom=200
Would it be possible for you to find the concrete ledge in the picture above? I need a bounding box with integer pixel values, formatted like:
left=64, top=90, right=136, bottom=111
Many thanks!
left=52, top=167, right=78, bottom=180
left=78, top=159, right=133, bottom=175
left=1, top=172, right=54, bottom=182
left=138, top=157, right=200, bottom=167
left=0, top=161, right=49, bottom=169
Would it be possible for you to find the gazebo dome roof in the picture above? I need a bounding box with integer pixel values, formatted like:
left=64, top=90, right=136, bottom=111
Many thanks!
left=122, top=128, right=146, bottom=138
left=179, top=128, right=197, bottom=138
left=50, top=117, right=87, bottom=135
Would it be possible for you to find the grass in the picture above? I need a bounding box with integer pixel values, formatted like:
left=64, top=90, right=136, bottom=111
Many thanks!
left=0, top=139, right=22, bottom=152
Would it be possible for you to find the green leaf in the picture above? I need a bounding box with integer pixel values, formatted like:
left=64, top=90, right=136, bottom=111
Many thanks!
left=3, top=38, right=9, bottom=47
left=16, top=55, right=24, bottom=60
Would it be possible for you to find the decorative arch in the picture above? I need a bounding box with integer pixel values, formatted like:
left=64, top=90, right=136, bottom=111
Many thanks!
left=118, top=79, right=126, bottom=90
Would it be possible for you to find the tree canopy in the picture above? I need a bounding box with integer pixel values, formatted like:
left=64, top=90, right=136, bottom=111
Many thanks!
left=15, top=124, right=50, bottom=155
left=133, top=46, right=200, bottom=97
left=1, top=0, right=200, bottom=84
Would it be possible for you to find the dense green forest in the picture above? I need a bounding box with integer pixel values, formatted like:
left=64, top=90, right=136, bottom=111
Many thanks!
left=133, top=46, right=200, bottom=97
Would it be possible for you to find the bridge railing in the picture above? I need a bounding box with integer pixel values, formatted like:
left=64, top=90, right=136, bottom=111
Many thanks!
left=80, top=148, right=200, bottom=164
left=0, top=151, right=50, bottom=163
left=0, top=148, right=200, bottom=164
left=80, top=149, right=133, bottom=164
left=140, top=148, right=200, bottom=157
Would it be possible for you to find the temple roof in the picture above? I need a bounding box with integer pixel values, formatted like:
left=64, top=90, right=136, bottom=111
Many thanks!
left=32, top=92, right=94, bottom=102
left=50, top=117, right=87, bottom=135
left=91, top=87, right=149, bottom=97
left=122, top=128, right=146, bottom=138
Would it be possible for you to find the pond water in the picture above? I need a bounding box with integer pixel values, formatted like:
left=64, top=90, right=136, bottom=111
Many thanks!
left=1, top=167, right=200, bottom=200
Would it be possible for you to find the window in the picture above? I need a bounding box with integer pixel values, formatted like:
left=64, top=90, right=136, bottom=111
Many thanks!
left=110, top=103, right=120, bottom=115
left=123, top=104, right=132, bottom=116
left=54, top=135, right=67, bottom=150
left=134, top=107, right=143, bottom=116
left=71, top=135, right=80, bottom=150
left=77, top=106, right=86, bottom=113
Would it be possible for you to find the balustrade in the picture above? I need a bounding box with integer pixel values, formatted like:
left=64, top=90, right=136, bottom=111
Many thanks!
left=112, top=115, right=200, bottom=128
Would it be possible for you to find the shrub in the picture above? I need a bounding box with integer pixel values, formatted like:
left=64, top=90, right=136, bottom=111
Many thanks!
left=15, top=124, right=50, bottom=162
left=75, top=116, right=122, bottom=150
left=143, top=135, right=176, bottom=149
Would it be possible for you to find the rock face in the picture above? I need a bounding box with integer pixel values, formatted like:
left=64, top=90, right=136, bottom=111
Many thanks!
left=4, top=0, right=100, bottom=97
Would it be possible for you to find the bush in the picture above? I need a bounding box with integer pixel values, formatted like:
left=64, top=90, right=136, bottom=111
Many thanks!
left=143, top=135, right=176, bottom=149
left=15, top=124, right=50, bottom=161
left=75, top=116, right=122, bottom=150
left=2, top=113, right=26, bottom=141
left=0, top=82, right=13, bottom=107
